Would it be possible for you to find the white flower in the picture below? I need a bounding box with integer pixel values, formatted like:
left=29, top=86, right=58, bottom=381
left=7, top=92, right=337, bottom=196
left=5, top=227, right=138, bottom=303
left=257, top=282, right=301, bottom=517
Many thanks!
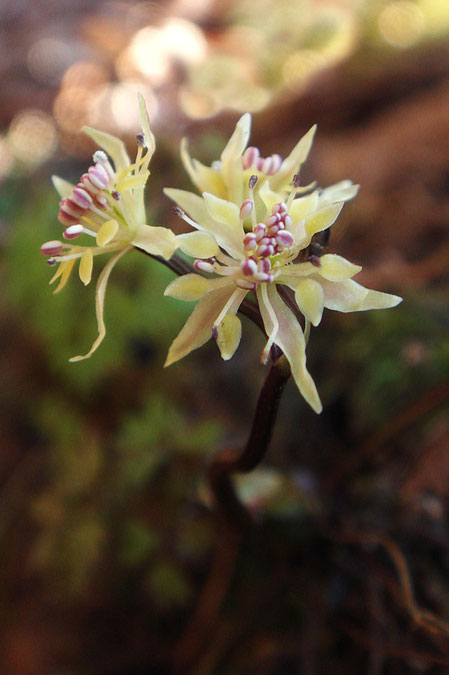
left=41, top=94, right=177, bottom=361
left=163, top=114, right=402, bottom=413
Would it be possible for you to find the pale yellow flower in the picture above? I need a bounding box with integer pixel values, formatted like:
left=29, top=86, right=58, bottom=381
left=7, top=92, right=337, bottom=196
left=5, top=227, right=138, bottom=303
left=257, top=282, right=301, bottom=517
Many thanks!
left=164, top=114, right=402, bottom=413
left=41, top=94, right=177, bottom=361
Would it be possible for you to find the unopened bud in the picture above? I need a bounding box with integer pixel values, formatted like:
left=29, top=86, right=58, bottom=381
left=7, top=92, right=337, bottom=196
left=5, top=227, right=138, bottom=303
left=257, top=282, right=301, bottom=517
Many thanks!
left=40, top=240, right=63, bottom=256
left=276, top=230, right=294, bottom=247
left=243, top=233, right=257, bottom=251
left=194, top=260, right=215, bottom=273
left=63, top=224, right=84, bottom=239
left=242, top=258, right=258, bottom=276
left=242, top=146, right=260, bottom=170
left=239, top=200, right=253, bottom=220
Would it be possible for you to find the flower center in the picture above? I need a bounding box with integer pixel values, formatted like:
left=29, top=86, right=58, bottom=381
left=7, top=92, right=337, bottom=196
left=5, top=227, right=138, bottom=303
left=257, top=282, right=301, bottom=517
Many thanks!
left=236, top=203, right=294, bottom=289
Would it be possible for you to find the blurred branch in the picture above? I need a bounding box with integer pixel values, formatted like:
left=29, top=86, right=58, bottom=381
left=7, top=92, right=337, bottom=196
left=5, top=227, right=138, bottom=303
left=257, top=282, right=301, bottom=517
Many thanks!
left=337, top=530, right=449, bottom=637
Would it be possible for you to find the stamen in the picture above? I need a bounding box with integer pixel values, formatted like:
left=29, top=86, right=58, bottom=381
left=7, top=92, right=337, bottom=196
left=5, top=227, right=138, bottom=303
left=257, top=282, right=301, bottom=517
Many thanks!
left=243, top=232, right=257, bottom=251
left=111, top=190, right=121, bottom=201
left=93, top=151, right=115, bottom=179
left=248, top=175, right=258, bottom=190
left=194, top=260, right=215, bottom=273
left=239, top=200, right=253, bottom=221
left=41, top=240, right=63, bottom=256
left=63, top=224, right=84, bottom=239
left=136, top=132, right=145, bottom=147
left=46, top=257, right=57, bottom=266
left=93, top=150, right=108, bottom=164
left=242, top=146, right=260, bottom=170
left=242, top=258, right=258, bottom=276
left=172, top=207, right=202, bottom=232
left=63, top=224, right=98, bottom=239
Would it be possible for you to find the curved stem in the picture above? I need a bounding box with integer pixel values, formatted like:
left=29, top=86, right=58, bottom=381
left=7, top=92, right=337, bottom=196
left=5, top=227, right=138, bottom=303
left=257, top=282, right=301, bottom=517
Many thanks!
left=173, top=352, right=291, bottom=673
left=209, top=351, right=291, bottom=531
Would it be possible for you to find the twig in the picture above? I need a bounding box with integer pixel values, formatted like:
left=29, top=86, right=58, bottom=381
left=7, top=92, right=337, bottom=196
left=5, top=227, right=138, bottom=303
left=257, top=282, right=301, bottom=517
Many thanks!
left=338, top=530, right=449, bottom=637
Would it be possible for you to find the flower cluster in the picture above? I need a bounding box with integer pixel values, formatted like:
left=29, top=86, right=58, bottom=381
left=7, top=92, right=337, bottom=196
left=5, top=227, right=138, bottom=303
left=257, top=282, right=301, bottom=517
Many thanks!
left=40, top=94, right=177, bottom=361
left=164, top=114, right=402, bottom=413
left=41, top=98, right=402, bottom=412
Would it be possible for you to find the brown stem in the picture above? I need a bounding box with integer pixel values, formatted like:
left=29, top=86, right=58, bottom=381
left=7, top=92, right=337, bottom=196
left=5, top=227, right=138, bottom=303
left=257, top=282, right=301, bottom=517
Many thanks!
left=173, top=352, right=291, bottom=673
left=209, top=350, right=291, bottom=531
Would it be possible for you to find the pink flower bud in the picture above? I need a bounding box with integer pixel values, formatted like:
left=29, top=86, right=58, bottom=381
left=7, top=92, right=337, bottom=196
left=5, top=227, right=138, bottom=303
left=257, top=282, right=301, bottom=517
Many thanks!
left=40, top=240, right=63, bottom=256
left=63, top=224, right=84, bottom=239
left=264, top=215, right=278, bottom=228
left=258, top=258, right=271, bottom=274
left=255, top=226, right=266, bottom=242
left=88, top=164, right=109, bottom=190
left=256, top=157, right=265, bottom=172
left=243, top=233, right=257, bottom=251
left=242, top=146, right=260, bottom=170
left=276, top=230, right=294, bottom=247
left=242, top=258, right=258, bottom=276
left=71, top=186, right=93, bottom=209
left=239, top=200, right=253, bottom=220
left=194, top=260, right=215, bottom=273
left=61, top=198, right=84, bottom=218
left=257, top=244, right=275, bottom=258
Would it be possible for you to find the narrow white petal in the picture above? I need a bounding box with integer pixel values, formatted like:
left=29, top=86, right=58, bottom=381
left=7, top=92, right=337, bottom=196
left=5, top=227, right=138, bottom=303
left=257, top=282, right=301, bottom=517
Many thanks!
left=177, top=231, right=219, bottom=259
left=165, top=274, right=229, bottom=301
left=137, top=92, right=156, bottom=160
left=257, top=284, right=322, bottom=413
left=216, top=314, right=242, bottom=361
left=133, top=225, right=177, bottom=259
left=318, top=254, right=362, bottom=282
left=165, top=284, right=237, bottom=367
left=69, top=246, right=132, bottom=362
left=203, top=192, right=241, bottom=228
left=220, top=113, right=251, bottom=205
left=82, top=126, right=130, bottom=174
left=52, top=175, right=74, bottom=199
left=295, top=278, right=324, bottom=326
left=164, top=188, right=243, bottom=257
left=321, top=278, right=403, bottom=312
left=269, top=125, right=317, bottom=192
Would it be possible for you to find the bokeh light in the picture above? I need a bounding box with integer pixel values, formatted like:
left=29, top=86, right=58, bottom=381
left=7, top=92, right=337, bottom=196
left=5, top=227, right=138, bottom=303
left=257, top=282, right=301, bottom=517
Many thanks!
left=378, top=1, right=425, bottom=48
left=8, top=110, right=58, bottom=166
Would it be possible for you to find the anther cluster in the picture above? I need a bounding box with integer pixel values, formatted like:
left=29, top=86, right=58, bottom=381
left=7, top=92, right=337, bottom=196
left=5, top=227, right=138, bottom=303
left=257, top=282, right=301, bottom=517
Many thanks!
left=242, top=146, right=282, bottom=176
left=58, top=154, right=113, bottom=232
